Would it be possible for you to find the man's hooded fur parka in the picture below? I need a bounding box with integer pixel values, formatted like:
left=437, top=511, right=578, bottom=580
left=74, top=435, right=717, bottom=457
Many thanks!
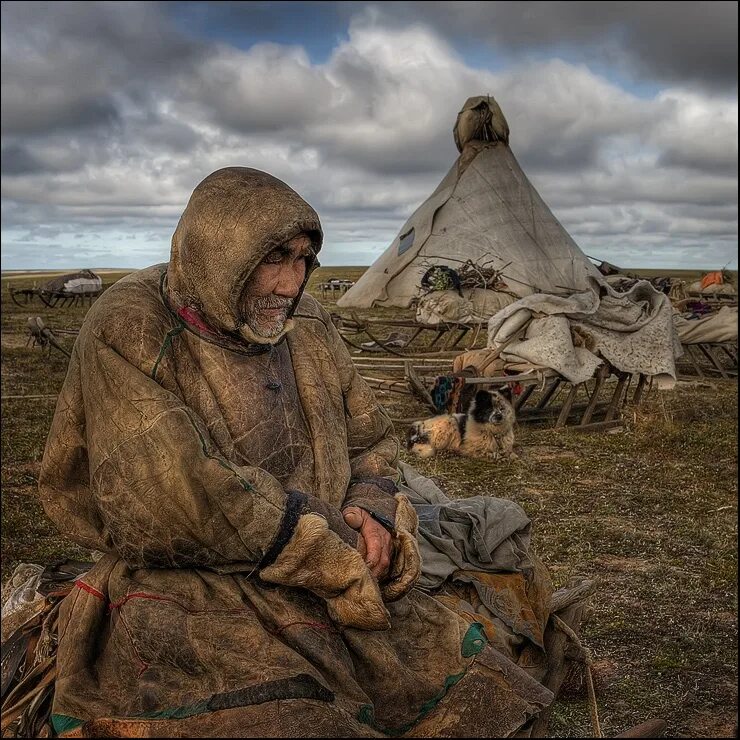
left=39, top=168, right=551, bottom=737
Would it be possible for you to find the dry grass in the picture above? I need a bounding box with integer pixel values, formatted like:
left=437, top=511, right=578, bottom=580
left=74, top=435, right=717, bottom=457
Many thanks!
left=1, top=267, right=737, bottom=738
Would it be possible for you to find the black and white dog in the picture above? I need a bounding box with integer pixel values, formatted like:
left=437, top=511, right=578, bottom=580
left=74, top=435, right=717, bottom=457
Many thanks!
left=406, top=388, right=517, bottom=460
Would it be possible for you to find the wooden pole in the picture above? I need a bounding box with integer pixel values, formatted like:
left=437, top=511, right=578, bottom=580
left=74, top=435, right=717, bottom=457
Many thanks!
left=579, top=367, right=607, bottom=426
left=604, top=373, right=629, bottom=422
left=631, top=374, right=648, bottom=405
left=362, top=377, right=412, bottom=395
left=536, top=379, right=562, bottom=409
left=1, top=395, right=58, bottom=401
left=685, top=345, right=706, bottom=377
left=404, top=362, right=437, bottom=411
left=698, top=343, right=729, bottom=378
left=514, top=384, right=536, bottom=411
left=555, top=384, right=579, bottom=427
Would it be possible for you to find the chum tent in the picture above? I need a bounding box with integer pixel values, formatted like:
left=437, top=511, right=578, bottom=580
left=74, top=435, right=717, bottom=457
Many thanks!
left=338, top=95, right=602, bottom=309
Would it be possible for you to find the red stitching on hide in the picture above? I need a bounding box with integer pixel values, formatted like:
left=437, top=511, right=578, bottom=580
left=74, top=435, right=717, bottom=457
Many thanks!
left=75, top=580, right=106, bottom=601
left=177, top=305, right=216, bottom=334
left=108, top=592, right=173, bottom=611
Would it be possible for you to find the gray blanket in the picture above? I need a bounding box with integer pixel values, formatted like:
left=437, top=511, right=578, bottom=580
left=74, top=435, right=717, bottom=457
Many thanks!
left=399, top=461, right=533, bottom=590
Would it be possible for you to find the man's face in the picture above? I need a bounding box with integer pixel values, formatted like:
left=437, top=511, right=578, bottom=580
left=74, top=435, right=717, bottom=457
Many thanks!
left=238, top=233, right=313, bottom=338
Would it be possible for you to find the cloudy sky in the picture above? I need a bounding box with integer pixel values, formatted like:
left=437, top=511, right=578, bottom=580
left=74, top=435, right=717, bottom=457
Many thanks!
left=1, top=1, right=737, bottom=271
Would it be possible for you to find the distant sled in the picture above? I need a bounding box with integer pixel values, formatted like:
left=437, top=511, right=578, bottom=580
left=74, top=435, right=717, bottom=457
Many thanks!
left=10, top=269, right=104, bottom=308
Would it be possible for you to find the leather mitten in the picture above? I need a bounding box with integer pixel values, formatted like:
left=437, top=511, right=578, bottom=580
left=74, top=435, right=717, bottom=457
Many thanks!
left=260, top=513, right=391, bottom=630
left=380, top=493, right=422, bottom=602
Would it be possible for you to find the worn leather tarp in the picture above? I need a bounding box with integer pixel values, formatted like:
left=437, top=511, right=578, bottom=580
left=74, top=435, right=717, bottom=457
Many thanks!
left=487, top=280, right=683, bottom=389
left=673, top=305, right=738, bottom=344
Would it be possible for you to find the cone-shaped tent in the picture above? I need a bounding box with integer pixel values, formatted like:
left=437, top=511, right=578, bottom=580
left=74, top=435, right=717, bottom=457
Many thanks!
left=338, top=96, right=602, bottom=309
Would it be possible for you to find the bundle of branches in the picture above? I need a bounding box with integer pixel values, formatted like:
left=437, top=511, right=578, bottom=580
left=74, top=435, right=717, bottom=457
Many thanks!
left=420, top=265, right=463, bottom=294
left=418, top=256, right=515, bottom=295
left=456, top=259, right=512, bottom=291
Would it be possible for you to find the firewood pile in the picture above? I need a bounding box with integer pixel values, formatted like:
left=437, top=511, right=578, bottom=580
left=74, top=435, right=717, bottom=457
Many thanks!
left=419, top=257, right=515, bottom=294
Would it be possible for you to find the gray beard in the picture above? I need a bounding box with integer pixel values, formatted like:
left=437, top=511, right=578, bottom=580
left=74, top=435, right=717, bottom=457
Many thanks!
left=244, top=312, right=289, bottom=338
left=240, top=296, right=293, bottom=338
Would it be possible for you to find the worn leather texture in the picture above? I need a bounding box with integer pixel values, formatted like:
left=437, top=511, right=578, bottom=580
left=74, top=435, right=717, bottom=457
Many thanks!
left=39, top=167, right=551, bottom=737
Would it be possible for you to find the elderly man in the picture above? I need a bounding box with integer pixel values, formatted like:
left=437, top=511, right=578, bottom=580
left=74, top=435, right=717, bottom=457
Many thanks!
left=39, top=168, right=553, bottom=738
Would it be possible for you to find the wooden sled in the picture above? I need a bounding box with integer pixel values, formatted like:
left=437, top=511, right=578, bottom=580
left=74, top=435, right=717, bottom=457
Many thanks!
left=25, top=317, right=76, bottom=358
left=10, top=286, right=102, bottom=309
left=355, top=354, right=649, bottom=432
left=318, top=279, right=354, bottom=300
left=334, top=312, right=487, bottom=356
left=422, top=363, right=647, bottom=432
left=684, top=291, right=738, bottom=308
left=678, top=341, right=738, bottom=379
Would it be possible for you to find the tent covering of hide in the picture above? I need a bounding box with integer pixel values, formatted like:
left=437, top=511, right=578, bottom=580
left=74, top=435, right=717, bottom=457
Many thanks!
left=673, top=305, right=738, bottom=344
left=338, top=96, right=602, bottom=310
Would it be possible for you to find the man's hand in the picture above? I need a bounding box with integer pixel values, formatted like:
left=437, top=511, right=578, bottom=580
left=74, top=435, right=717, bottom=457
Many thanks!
left=342, top=506, right=393, bottom=581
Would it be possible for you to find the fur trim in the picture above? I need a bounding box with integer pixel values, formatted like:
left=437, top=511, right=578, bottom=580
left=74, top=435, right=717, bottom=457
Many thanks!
left=260, top=514, right=329, bottom=584
left=393, top=494, right=419, bottom=536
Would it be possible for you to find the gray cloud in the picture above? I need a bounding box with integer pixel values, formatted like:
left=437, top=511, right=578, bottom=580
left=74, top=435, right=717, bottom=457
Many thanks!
left=362, top=1, right=738, bottom=91
left=1, top=145, right=46, bottom=175
left=0, top=139, right=90, bottom=176
left=1, top=3, right=737, bottom=271
left=0, top=1, right=204, bottom=136
left=180, top=0, right=738, bottom=91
